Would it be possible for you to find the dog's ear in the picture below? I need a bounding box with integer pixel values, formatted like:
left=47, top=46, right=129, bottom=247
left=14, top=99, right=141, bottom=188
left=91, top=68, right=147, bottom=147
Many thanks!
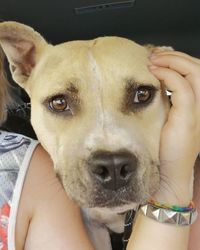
left=0, top=21, right=47, bottom=87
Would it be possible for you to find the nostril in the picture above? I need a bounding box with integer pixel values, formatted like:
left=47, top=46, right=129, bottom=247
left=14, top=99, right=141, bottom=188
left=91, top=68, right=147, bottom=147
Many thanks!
left=120, top=164, right=133, bottom=179
left=89, top=150, right=137, bottom=190
left=120, top=164, right=128, bottom=178
left=93, top=165, right=110, bottom=181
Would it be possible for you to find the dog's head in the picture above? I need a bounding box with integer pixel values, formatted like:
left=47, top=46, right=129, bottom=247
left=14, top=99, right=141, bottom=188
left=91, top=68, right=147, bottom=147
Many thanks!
left=0, top=22, right=170, bottom=211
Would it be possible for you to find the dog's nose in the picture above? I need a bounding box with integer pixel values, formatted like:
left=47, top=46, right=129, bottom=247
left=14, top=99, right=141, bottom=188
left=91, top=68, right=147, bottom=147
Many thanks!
left=89, top=151, right=137, bottom=191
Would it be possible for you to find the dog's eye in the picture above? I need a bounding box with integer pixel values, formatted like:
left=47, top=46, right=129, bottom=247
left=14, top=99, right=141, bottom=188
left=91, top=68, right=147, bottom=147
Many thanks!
left=134, top=87, right=154, bottom=104
left=49, top=95, right=70, bottom=112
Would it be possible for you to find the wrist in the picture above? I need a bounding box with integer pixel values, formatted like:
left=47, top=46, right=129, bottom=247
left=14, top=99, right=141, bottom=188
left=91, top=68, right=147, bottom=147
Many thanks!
left=152, top=186, right=192, bottom=207
left=139, top=200, right=197, bottom=227
left=152, top=173, right=194, bottom=207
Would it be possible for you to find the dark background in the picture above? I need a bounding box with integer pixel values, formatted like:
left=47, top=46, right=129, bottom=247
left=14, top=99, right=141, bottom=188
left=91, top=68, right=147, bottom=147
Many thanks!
left=1, top=0, right=200, bottom=56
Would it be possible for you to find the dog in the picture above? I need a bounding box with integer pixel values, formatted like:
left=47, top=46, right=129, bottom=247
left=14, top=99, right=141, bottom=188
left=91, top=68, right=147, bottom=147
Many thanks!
left=0, top=22, right=170, bottom=249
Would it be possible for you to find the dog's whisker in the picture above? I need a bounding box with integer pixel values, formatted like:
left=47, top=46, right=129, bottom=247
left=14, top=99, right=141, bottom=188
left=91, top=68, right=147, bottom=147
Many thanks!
left=159, top=173, right=183, bottom=200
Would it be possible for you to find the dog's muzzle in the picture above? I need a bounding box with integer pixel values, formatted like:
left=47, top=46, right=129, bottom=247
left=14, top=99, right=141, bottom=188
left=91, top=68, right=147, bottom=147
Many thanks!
left=88, top=150, right=137, bottom=191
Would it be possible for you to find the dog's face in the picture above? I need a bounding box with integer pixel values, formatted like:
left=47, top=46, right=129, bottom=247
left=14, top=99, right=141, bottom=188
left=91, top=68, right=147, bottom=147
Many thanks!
left=0, top=22, right=170, bottom=211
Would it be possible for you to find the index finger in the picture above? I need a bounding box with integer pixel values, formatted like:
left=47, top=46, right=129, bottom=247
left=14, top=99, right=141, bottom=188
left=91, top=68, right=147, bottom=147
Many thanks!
left=152, top=50, right=200, bottom=65
left=150, top=54, right=200, bottom=77
left=150, top=54, right=200, bottom=99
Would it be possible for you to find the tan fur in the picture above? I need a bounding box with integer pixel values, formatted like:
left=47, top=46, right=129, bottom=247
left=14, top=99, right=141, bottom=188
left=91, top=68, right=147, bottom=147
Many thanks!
left=0, top=22, right=170, bottom=213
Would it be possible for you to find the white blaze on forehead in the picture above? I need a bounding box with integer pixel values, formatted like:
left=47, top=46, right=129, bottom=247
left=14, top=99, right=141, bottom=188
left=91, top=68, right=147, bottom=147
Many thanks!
left=83, top=51, right=136, bottom=152
left=88, top=50, right=104, bottom=115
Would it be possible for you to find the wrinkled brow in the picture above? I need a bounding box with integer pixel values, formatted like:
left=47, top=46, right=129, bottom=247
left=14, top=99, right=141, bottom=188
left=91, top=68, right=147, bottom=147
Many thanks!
left=42, top=82, right=79, bottom=104
left=121, top=78, right=159, bottom=113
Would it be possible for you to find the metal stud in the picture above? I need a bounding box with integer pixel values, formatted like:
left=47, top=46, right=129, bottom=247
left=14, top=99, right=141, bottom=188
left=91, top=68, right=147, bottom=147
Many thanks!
left=140, top=203, right=198, bottom=226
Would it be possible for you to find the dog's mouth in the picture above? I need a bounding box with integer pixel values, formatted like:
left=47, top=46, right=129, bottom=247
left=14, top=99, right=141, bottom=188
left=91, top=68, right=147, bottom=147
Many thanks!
left=89, top=181, right=149, bottom=208
left=59, top=169, right=158, bottom=209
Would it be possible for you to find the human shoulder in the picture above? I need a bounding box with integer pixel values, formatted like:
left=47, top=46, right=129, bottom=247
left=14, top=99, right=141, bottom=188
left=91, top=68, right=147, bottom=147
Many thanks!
left=15, top=144, right=55, bottom=249
left=19, top=144, right=56, bottom=211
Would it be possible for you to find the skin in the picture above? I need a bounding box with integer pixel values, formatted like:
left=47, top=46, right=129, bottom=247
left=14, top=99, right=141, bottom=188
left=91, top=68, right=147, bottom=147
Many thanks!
left=151, top=50, right=200, bottom=206
left=127, top=50, right=200, bottom=250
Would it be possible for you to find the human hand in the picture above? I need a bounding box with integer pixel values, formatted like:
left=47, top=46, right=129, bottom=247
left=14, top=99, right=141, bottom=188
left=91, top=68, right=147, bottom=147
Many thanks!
left=149, top=51, right=200, bottom=206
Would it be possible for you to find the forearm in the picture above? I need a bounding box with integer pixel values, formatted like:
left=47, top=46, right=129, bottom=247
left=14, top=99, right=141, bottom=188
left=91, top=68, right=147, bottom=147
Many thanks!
left=127, top=164, right=194, bottom=250
left=127, top=49, right=200, bottom=250
left=127, top=212, right=190, bottom=250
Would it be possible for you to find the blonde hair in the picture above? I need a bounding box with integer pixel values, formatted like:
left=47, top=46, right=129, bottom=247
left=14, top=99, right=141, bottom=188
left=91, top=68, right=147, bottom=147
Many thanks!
left=0, top=47, right=11, bottom=125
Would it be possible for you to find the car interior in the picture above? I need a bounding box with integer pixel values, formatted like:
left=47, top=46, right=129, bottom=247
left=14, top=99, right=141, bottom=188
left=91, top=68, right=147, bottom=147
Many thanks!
left=0, top=0, right=200, bottom=249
